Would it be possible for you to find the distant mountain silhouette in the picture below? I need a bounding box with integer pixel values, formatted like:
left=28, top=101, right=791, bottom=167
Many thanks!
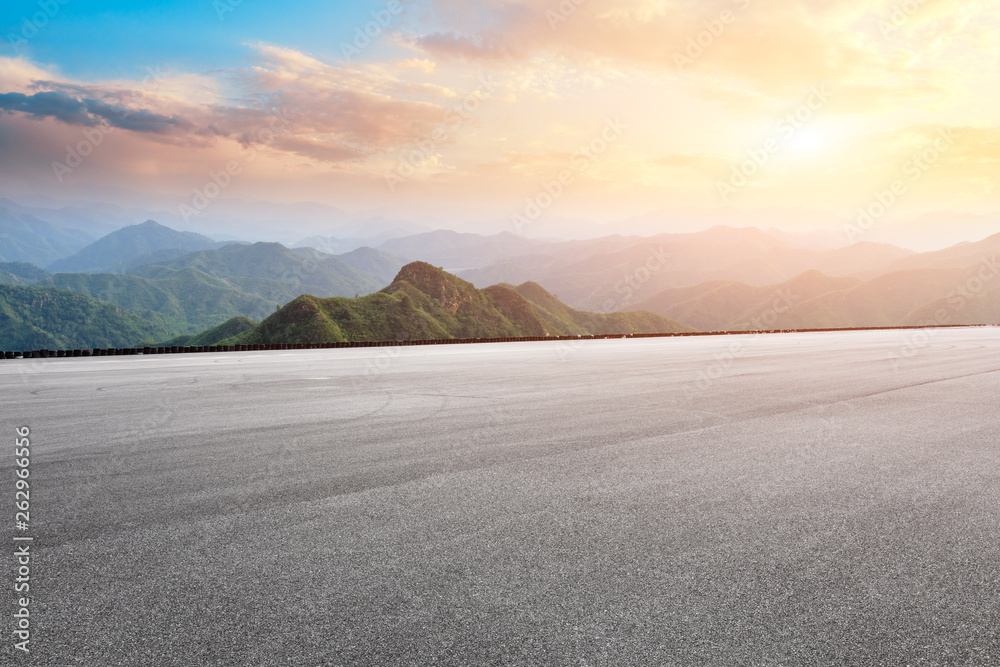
left=903, top=285, right=1000, bottom=326
left=47, top=220, right=221, bottom=273
left=771, top=268, right=972, bottom=329
left=863, top=231, right=1000, bottom=276
left=636, top=266, right=998, bottom=330
left=459, top=226, right=913, bottom=310
left=634, top=270, right=863, bottom=331
left=378, top=230, right=543, bottom=269
left=0, top=206, right=96, bottom=267
left=330, top=246, right=408, bottom=284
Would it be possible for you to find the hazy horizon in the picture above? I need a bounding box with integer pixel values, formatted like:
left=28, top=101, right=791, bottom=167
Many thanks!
left=4, top=191, right=1000, bottom=254
left=2, top=1, right=998, bottom=252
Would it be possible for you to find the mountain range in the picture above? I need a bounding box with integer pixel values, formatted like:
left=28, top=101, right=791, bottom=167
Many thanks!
left=0, top=204, right=98, bottom=267
left=1, top=217, right=999, bottom=351
left=225, top=262, right=692, bottom=345
left=0, top=222, right=409, bottom=345
left=46, top=220, right=223, bottom=273
left=130, top=241, right=405, bottom=304
left=458, top=226, right=915, bottom=311
left=630, top=233, right=1000, bottom=331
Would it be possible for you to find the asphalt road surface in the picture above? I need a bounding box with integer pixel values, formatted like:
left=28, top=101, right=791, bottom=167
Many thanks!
left=3, top=328, right=1000, bottom=666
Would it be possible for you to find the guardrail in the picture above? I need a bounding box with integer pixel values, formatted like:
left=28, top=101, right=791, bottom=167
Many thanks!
left=1, top=324, right=995, bottom=361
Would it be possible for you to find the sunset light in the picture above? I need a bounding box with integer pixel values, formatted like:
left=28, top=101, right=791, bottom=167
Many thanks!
left=1, top=0, right=997, bottom=247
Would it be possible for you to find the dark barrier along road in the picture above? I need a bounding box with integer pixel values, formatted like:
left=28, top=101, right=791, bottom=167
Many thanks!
left=0, top=323, right=992, bottom=361
left=2, top=327, right=999, bottom=665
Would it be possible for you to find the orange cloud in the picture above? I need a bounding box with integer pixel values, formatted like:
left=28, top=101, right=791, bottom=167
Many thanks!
left=2, top=0, right=999, bottom=224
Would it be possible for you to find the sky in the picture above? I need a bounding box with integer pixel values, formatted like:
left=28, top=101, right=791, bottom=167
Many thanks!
left=0, top=0, right=997, bottom=244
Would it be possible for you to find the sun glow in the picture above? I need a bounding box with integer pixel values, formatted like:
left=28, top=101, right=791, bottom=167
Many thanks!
left=782, top=127, right=833, bottom=160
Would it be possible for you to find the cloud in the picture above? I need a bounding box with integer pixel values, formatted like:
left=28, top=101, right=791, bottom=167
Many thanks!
left=398, top=58, right=438, bottom=74
left=402, top=0, right=993, bottom=106
left=0, top=57, right=56, bottom=91
left=84, top=99, right=194, bottom=133
left=0, top=46, right=496, bottom=166
left=220, top=43, right=481, bottom=161
left=1, top=4, right=997, bottom=220
left=0, top=91, right=97, bottom=126
left=270, top=136, right=366, bottom=164
left=0, top=90, right=195, bottom=134
left=414, top=32, right=511, bottom=60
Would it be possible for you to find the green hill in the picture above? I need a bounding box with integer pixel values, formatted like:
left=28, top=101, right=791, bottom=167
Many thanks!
left=223, top=262, right=694, bottom=344
left=0, top=262, right=50, bottom=286
left=21, top=235, right=398, bottom=342
left=0, top=285, right=168, bottom=350
left=158, top=316, right=256, bottom=347
left=137, top=242, right=391, bottom=302
left=40, top=267, right=278, bottom=335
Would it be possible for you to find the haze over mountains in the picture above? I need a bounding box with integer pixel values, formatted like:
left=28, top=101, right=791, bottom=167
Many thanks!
left=0, top=220, right=407, bottom=348
left=458, top=227, right=914, bottom=310
left=0, top=202, right=99, bottom=267
left=1, top=208, right=999, bottom=351
left=46, top=220, right=223, bottom=274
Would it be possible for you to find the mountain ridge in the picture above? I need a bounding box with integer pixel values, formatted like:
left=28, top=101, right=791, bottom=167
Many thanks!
left=47, top=220, right=222, bottom=273
left=222, top=262, right=694, bottom=344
